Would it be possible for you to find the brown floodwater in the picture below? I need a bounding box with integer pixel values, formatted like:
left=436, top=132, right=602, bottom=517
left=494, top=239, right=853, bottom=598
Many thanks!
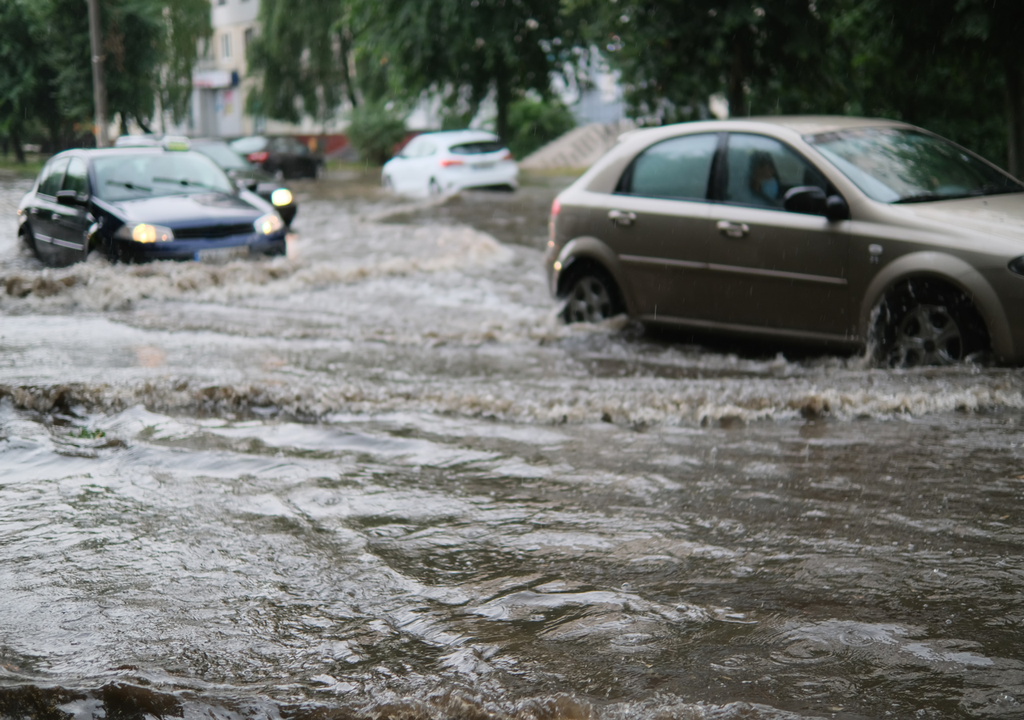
left=2, top=175, right=1023, bottom=719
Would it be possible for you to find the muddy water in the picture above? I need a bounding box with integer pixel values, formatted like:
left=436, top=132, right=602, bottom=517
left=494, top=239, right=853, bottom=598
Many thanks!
left=2, top=175, right=1024, bottom=719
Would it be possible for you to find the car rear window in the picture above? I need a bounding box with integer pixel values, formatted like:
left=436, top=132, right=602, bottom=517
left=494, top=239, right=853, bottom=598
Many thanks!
left=618, top=133, right=718, bottom=200
left=450, top=141, right=505, bottom=155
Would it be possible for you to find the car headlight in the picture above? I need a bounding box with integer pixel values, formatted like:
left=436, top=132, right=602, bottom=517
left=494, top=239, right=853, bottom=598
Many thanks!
left=270, top=188, right=293, bottom=207
left=254, top=213, right=284, bottom=235
left=114, top=223, right=174, bottom=243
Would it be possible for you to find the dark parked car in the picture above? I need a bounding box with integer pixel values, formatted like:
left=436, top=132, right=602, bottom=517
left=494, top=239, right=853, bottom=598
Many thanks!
left=547, top=116, right=1024, bottom=367
left=18, top=141, right=287, bottom=266
left=190, top=139, right=297, bottom=225
left=230, top=136, right=323, bottom=180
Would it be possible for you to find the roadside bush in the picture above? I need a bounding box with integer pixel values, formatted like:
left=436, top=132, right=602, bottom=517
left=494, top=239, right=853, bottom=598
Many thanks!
left=346, top=102, right=407, bottom=165
left=507, top=98, right=576, bottom=159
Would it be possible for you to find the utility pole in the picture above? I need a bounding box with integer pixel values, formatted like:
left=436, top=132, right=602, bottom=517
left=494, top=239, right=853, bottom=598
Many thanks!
left=86, top=0, right=109, bottom=147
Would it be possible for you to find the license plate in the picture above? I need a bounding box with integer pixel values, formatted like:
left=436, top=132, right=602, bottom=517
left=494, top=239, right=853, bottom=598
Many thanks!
left=473, top=162, right=495, bottom=171
left=195, top=245, right=250, bottom=263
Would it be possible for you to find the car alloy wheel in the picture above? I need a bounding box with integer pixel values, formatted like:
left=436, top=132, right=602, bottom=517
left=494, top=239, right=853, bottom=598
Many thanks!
left=563, top=271, right=618, bottom=324
left=892, top=304, right=963, bottom=366
left=874, top=279, right=989, bottom=368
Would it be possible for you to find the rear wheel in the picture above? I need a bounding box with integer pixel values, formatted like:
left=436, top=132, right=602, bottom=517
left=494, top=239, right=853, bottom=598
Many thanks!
left=561, top=265, right=622, bottom=324
left=873, top=279, right=989, bottom=367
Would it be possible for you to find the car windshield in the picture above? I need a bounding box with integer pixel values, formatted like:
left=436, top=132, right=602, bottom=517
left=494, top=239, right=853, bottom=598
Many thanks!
left=93, top=152, right=235, bottom=201
left=807, top=127, right=1023, bottom=203
left=194, top=143, right=252, bottom=170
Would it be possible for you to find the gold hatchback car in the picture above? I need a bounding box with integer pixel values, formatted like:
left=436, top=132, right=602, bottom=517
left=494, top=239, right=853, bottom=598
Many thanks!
left=545, top=117, right=1024, bottom=366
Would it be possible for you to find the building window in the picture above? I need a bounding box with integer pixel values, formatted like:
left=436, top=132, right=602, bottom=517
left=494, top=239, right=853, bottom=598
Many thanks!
left=217, top=0, right=226, bottom=5
left=244, top=28, right=254, bottom=48
left=221, top=33, right=231, bottom=59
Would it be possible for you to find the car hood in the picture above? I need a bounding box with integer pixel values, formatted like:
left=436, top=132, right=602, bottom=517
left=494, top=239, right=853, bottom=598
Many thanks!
left=107, top=193, right=265, bottom=229
left=899, top=193, right=1024, bottom=244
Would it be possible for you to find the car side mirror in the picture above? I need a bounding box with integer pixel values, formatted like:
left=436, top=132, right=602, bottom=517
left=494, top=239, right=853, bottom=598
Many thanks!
left=825, top=194, right=850, bottom=222
left=783, top=186, right=827, bottom=215
left=55, top=189, right=86, bottom=207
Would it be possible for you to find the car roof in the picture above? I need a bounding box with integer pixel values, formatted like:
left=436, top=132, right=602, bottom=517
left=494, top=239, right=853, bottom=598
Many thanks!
left=417, top=130, right=502, bottom=146
left=742, top=115, right=913, bottom=134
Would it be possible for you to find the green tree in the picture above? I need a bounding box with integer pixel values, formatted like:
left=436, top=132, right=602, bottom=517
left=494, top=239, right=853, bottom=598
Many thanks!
left=359, top=0, right=577, bottom=140
left=247, top=0, right=365, bottom=126
left=0, top=0, right=55, bottom=161
left=506, top=96, right=575, bottom=159
left=574, top=0, right=836, bottom=122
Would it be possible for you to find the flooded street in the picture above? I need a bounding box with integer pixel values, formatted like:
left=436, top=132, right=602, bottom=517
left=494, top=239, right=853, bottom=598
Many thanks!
left=2, top=173, right=1024, bottom=719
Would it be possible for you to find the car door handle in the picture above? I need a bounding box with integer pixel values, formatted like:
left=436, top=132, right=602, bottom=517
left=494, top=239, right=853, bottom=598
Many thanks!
left=716, top=220, right=749, bottom=238
left=608, top=210, right=636, bottom=227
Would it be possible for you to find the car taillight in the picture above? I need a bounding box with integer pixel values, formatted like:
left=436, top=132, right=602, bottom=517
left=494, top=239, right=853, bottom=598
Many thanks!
left=440, top=159, right=464, bottom=167
left=549, top=197, right=561, bottom=242
left=248, top=151, right=269, bottom=163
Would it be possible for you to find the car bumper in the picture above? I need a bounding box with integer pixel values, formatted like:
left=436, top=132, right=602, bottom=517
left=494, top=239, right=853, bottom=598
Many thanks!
left=441, top=164, right=519, bottom=192
left=112, top=231, right=287, bottom=262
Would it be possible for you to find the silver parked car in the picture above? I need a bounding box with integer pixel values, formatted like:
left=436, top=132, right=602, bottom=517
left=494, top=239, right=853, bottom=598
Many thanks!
left=546, top=116, right=1024, bottom=366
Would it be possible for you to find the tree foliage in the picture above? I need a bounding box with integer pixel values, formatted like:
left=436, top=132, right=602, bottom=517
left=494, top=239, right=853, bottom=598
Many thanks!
left=582, top=0, right=1023, bottom=170
left=506, top=97, right=575, bottom=159
left=0, top=0, right=209, bottom=156
left=352, top=0, right=578, bottom=140
left=246, top=0, right=356, bottom=126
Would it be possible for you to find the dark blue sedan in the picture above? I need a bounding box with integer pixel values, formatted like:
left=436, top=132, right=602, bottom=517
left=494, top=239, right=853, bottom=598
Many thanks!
left=17, top=140, right=288, bottom=266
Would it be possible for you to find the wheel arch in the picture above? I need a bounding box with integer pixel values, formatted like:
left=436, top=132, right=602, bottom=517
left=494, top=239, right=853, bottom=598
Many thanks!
left=554, top=237, right=635, bottom=314
left=860, top=251, right=1013, bottom=360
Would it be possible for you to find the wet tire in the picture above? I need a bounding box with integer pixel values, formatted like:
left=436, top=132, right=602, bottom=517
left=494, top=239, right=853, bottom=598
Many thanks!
left=20, top=226, right=41, bottom=261
left=561, top=265, right=622, bottom=324
left=873, top=279, right=989, bottom=367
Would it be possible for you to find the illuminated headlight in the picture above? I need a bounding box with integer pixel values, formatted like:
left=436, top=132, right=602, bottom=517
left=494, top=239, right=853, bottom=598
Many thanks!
left=254, top=213, right=284, bottom=235
left=115, top=223, right=174, bottom=243
left=270, top=188, right=293, bottom=207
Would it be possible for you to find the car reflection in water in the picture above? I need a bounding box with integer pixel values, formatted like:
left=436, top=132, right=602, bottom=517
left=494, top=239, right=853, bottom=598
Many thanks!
left=548, top=116, right=1024, bottom=367
left=18, top=138, right=287, bottom=266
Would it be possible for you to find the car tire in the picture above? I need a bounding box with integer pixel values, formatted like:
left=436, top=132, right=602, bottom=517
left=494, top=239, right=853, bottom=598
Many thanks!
left=873, top=278, right=990, bottom=367
left=560, top=264, right=623, bottom=324
left=428, top=178, right=443, bottom=196
left=20, top=225, right=41, bottom=261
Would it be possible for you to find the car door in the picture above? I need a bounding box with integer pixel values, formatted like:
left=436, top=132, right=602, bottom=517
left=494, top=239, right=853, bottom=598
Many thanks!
left=49, top=157, right=92, bottom=265
left=705, top=133, right=851, bottom=338
left=26, top=157, right=70, bottom=264
left=596, top=132, right=720, bottom=322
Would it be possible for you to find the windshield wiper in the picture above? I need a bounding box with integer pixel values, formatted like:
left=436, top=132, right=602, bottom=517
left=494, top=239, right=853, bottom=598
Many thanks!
left=105, top=180, right=151, bottom=192
left=151, top=177, right=221, bottom=191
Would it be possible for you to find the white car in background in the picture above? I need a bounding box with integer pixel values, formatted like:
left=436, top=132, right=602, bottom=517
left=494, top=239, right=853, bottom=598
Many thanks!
left=382, top=130, right=518, bottom=196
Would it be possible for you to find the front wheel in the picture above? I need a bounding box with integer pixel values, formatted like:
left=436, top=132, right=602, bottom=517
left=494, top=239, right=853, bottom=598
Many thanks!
left=561, top=266, right=622, bottom=324
left=873, top=279, right=989, bottom=367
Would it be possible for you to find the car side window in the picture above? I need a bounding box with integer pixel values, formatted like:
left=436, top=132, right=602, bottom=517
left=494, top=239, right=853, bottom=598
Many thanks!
left=420, top=141, right=437, bottom=156
left=400, top=139, right=422, bottom=158
left=62, top=158, right=89, bottom=197
left=723, top=133, right=827, bottom=209
left=617, top=133, right=718, bottom=200
left=38, top=158, right=70, bottom=197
